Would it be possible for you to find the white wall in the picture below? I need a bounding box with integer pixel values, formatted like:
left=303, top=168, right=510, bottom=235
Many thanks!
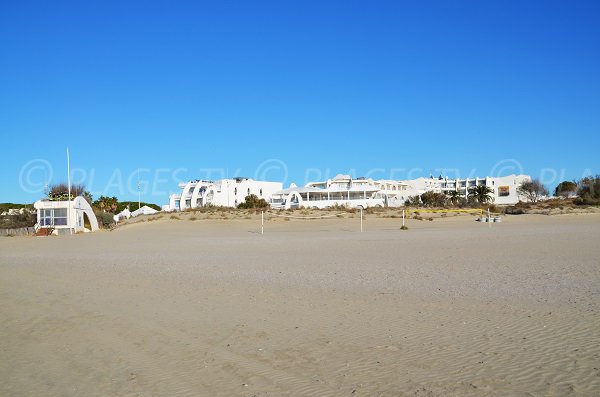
left=34, top=196, right=99, bottom=233
left=169, top=179, right=283, bottom=210
left=402, top=174, right=532, bottom=205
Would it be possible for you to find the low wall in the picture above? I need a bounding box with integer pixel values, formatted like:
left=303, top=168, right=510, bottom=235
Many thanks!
left=0, top=227, right=36, bottom=236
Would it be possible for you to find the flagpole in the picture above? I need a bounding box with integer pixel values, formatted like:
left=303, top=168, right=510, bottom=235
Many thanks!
left=67, top=147, right=72, bottom=235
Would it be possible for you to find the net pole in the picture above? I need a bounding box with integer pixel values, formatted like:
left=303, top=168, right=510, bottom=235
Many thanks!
left=67, top=147, right=72, bottom=235
left=402, top=209, right=405, bottom=227
left=360, top=207, right=363, bottom=233
left=488, top=207, right=491, bottom=228
left=261, top=211, right=264, bottom=235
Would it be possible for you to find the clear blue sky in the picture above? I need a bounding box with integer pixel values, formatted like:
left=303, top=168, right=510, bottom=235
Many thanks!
left=1, top=0, right=599, bottom=204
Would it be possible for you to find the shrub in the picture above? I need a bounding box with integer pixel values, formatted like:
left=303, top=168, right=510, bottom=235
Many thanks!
left=0, top=211, right=36, bottom=228
left=170, top=215, right=181, bottom=220
left=48, top=183, right=88, bottom=201
left=575, top=175, right=600, bottom=205
left=555, top=181, right=578, bottom=198
left=504, top=206, right=525, bottom=215
left=237, top=194, right=269, bottom=209
left=400, top=225, right=408, bottom=230
left=95, top=211, right=115, bottom=228
left=420, top=191, right=447, bottom=207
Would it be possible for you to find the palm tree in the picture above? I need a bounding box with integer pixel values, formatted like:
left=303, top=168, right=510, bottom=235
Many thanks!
left=447, top=190, right=461, bottom=206
left=94, top=196, right=119, bottom=213
left=468, top=185, right=494, bottom=205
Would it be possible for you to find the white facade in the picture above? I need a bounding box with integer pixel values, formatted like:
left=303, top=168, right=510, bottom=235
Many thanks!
left=34, top=196, right=99, bottom=234
left=270, top=173, right=532, bottom=209
left=167, top=177, right=283, bottom=211
left=270, top=174, right=411, bottom=210
left=402, top=174, right=532, bottom=205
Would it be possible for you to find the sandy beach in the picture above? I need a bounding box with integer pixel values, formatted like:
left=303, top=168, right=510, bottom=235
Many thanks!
left=1, top=213, right=599, bottom=396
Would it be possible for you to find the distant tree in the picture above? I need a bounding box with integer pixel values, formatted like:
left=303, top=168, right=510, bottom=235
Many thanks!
left=82, top=191, right=93, bottom=205
left=554, top=181, right=578, bottom=198
left=517, top=179, right=548, bottom=203
left=468, top=185, right=494, bottom=205
left=575, top=175, right=600, bottom=205
left=93, top=196, right=119, bottom=213
left=420, top=191, right=448, bottom=207
left=237, top=194, right=269, bottom=209
left=447, top=190, right=461, bottom=206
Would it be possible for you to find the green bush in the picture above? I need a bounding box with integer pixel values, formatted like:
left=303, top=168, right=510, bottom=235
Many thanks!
left=420, top=192, right=448, bottom=207
left=575, top=175, right=600, bottom=205
left=95, top=211, right=115, bottom=228
left=237, top=194, right=269, bottom=209
left=555, top=181, right=578, bottom=198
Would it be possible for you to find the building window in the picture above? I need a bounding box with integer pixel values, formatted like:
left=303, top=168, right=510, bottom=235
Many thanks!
left=175, top=200, right=180, bottom=209
left=40, top=208, right=68, bottom=226
left=260, top=188, right=263, bottom=196
left=234, top=187, right=237, bottom=195
left=247, top=188, right=250, bottom=195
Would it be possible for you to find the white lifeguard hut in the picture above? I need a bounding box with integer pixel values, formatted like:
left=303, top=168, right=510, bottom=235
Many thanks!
left=34, top=196, right=99, bottom=235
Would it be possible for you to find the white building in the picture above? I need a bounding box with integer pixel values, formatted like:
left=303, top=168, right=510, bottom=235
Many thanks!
left=34, top=196, right=99, bottom=234
left=166, top=177, right=283, bottom=211
left=113, top=205, right=158, bottom=223
left=270, top=174, right=411, bottom=209
left=131, top=205, right=158, bottom=217
left=114, top=208, right=131, bottom=222
left=402, top=174, right=531, bottom=205
left=270, top=173, right=532, bottom=209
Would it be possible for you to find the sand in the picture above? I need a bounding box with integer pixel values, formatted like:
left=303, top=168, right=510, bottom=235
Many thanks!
left=1, top=213, right=599, bottom=396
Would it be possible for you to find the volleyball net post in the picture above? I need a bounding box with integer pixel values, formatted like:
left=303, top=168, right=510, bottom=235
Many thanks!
left=360, top=207, right=363, bottom=233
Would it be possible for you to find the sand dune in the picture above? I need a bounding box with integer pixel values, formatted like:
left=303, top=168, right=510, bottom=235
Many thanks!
left=1, top=214, right=599, bottom=396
